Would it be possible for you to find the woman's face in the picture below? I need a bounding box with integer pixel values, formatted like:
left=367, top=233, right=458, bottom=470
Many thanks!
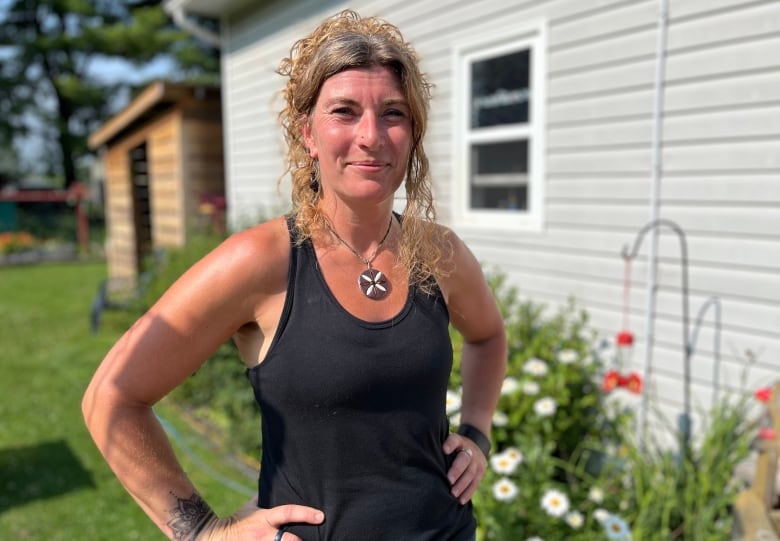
left=303, top=65, right=413, bottom=207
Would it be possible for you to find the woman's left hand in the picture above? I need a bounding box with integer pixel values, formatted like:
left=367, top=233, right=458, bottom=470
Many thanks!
left=443, top=433, right=487, bottom=505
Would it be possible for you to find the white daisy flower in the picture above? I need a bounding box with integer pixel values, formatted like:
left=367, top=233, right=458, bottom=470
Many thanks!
left=501, top=377, right=519, bottom=395
left=492, top=411, right=509, bottom=426
left=603, top=514, right=632, bottom=540
left=593, top=508, right=610, bottom=523
left=490, top=449, right=522, bottom=475
left=557, top=349, right=578, bottom=364
left=588, top=486, right=605, bottom=503
left=492, top=477, right=519, bottom=502
left=526, top=537, right=544, bottom=541
left=522, top=380, right=540, bottom=395
left=522, top=357, right=548, bottom=377
left=449, top=412, right=461, bottom=426
left=533, top=397, right=557, bottom=417
left=540, top=488, right=569, bottom=517
left=445, top=389, right=461, bottom=414
left=565, top=510, right=584, bottom=529
left=503, top=447, right=523, bottom=464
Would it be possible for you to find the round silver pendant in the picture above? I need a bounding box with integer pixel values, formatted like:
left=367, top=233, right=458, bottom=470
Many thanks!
left=358, top=267, right=388, bottom=299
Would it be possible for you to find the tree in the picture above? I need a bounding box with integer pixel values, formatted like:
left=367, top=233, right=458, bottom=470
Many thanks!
left=0, top=0, right=219, bottom=188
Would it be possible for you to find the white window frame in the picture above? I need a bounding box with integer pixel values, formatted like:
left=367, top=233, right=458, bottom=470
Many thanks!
left=452, top=22, right=547, bottom=231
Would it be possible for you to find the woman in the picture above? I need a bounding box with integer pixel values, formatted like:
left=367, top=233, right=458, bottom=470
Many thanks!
left=83, top=10, right=506, bottom=541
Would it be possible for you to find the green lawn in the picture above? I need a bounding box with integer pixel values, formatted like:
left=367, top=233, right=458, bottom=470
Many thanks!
left=0, top=262, right=255, bottom=540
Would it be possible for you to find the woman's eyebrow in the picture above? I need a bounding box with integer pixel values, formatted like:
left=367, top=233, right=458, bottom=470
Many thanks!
left=322, top=97, right=408, bottom=108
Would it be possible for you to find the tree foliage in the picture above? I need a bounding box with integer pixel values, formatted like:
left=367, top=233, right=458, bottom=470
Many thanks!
left=0, top=0, right=220, bottom=187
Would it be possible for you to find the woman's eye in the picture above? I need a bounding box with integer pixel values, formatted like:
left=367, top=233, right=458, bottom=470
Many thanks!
left=383, top=109, right=409, bottom=123
left=332, top=107, right=354, bottom=116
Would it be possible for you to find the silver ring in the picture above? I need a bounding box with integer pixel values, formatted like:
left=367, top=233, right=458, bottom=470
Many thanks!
left=274, top=526, right=287, bottom=541
left=460, top=447, right=474, bottom=458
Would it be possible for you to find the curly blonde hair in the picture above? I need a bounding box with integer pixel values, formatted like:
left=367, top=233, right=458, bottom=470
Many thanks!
left=276, top=10, right=452, bottom=289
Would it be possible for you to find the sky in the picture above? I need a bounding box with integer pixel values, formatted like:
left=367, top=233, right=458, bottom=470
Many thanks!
left=89, top=55, right=178, bottom=86
left=12, top=56, right=177, bottom=174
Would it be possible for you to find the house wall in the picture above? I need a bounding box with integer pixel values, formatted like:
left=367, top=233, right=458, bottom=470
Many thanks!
left=219, top=0, right=780, bottom=426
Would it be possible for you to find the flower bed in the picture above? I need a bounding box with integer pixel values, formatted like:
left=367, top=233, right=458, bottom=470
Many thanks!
left=449, top=275, right=759, bottom=541
left=0, top=231, right=77, bottom=265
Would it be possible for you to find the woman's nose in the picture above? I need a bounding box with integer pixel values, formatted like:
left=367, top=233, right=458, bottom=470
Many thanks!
left=356, top=113, right=383, bottom=148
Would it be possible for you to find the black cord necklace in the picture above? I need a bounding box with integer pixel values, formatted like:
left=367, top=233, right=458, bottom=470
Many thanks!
left=325, top=215, right=394, bottom=300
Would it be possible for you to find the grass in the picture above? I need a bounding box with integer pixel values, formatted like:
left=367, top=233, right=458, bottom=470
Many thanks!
left=0, top=261, right=256, bottom=540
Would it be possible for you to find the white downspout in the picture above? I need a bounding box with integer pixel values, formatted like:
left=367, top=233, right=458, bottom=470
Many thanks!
left=163, top=0, right=221, bottom=49
left=637, top=0, right=669, bottom=448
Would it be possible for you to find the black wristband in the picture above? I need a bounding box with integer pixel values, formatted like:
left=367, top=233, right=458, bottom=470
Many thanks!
left=457, top=423, right=491, bottom=458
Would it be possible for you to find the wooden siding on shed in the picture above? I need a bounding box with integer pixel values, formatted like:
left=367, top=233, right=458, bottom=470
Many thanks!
left=148, top=114, right=185, bottom=248
left=219, top=0, right=780, bottom=425
left=181, top=102, right=225, bottom=231
left=102, top=111, right=184, bottom=285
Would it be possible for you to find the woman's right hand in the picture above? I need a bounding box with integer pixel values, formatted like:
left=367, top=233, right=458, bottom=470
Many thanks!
left=199, top=496, right=325, bottom=541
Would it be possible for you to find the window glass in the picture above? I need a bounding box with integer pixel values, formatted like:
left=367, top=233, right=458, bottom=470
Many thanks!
left=470, top=140, right=528, bottom=210
left=470, top=50, right=530, bottom=129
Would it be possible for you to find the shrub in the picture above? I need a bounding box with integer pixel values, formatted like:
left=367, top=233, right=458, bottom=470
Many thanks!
left=450, top=274, right=758, bottom=541
left=613, top=387, right=756, bottom=540
left=450, top=274, right=631, bottom=540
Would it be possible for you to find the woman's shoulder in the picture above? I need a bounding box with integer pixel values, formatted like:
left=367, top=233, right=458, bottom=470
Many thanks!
left=428, top=224, right=480, bottom=294
left=226, top=216, right=291, bottom=253
left=208, top=216, right=291, bottom=284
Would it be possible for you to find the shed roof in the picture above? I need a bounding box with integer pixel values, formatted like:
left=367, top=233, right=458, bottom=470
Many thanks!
left=88, top=81, right=220, bottom=150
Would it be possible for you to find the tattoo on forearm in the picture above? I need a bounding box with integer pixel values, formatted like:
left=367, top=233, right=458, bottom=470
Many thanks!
left=166, top=492, right=216, bottom=541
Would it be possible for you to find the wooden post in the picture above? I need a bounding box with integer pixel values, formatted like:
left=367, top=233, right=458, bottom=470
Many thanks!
left=754, top=436, right=779, bottom=510
left=72, top=183, right=89, bottom=253
left=733, top=491, right=780, bottom=541
left=769, top=382, right=780, bottom=531
left=732, top=381, right=780, bottom=540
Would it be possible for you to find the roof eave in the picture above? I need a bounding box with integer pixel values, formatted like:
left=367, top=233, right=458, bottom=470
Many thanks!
left=162, top=0, right=255, bottom=18
left=88, top=81, right=208, bottom=149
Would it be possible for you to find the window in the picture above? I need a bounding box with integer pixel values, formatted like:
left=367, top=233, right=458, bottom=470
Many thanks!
left=454, top=23, right=546, bottom=230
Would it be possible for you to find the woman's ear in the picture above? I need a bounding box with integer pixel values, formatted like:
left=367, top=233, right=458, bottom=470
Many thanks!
left=301, top=116, right=318, bottom=159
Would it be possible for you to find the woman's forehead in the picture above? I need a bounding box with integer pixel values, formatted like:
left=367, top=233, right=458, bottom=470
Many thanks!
left=318, top=66, right=404, bottom=98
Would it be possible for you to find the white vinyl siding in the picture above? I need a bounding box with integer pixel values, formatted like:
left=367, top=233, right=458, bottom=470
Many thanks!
left=217, top=0, right=780, bottom=427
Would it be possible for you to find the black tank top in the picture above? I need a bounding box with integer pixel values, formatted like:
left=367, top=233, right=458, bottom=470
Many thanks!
left=245, top=217, right=476, bottom=540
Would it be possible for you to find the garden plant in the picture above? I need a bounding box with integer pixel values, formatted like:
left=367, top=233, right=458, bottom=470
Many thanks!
left=447, top=275, right=759, bottom=541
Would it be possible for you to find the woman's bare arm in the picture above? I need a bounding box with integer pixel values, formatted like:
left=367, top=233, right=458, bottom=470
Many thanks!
left=437, top=230, right=508, bottom=504
left=82, top=219, right=324, bottom=539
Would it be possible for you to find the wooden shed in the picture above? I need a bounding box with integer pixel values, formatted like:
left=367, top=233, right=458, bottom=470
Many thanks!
left=88, top=81, right=224, bottom=289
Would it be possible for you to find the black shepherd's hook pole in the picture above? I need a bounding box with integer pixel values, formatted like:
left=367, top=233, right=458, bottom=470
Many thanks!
left=690, top=296, right=722, bottom=409
left=621, top=219, right=691, bottom=455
